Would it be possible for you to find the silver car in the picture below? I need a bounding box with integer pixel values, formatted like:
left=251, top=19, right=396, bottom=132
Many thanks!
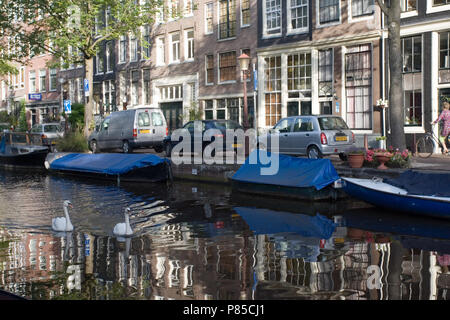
left=30, top=123, right=64, bottom=151
left=258, top=115, right=355, bottom=159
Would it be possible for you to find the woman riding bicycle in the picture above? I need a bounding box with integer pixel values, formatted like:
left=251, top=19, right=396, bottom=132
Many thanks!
left=432, top=101, right=450, bottom=154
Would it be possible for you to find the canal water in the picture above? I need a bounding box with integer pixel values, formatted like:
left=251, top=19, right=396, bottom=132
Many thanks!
left=0, top=169, right=449, bottom=300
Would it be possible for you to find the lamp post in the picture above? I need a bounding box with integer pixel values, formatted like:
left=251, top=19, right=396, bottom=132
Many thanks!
left=238, top=53, right=250, bottom=130
left=59, top=77, right=68, bottom=134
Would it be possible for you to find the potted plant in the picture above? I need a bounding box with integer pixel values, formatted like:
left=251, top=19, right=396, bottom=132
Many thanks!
left=347, top=147, right=365, bottom=168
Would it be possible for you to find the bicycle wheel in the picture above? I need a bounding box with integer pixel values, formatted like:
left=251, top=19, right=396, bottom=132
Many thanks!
left=416, top=136, right=434, bottom=158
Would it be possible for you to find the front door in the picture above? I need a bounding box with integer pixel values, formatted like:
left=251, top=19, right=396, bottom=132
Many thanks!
left=160, top=102, right=183, bottom=133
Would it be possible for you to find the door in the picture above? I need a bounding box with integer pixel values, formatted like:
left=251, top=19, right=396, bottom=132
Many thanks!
left=289, top=117, right=315, bottom=154
left=97, top=117, right=111, bottom=149
left=136, top=109, right=153, bottom=146
left=151, top=111, right=166, bottom=145
left=271, top=118, right=294, bottom=153
left=160, top=102, right=183, bottom=133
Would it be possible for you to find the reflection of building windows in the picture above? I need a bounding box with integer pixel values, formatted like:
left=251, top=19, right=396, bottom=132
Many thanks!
left=241, top=0, right=250, bottom=27
left=264, top=56, right=281, bottom=126
left=351, top=0, right=374, bottom=17
left=402, top=36, right=422, bottom=126
left=219, top=51, right=236, bottom=82
left=289, top=0, right=308, bottom=32
left=219, top=0, right=236, bottom=39
left=205, top=2, right=214, bottom=34
left=204, top=100, right=213, bottom=119
left=401, top=0, right=416, bottom=11
left=345, top=44, right=372, bottom=129
left=318, top=0, right=340, bottom=24
left=206, top=54, right=214, bottom=84
left=288, top=52, right=312, bottom=97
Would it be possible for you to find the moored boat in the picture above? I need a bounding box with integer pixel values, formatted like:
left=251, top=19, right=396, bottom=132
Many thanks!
left=341, top=171, right=450, bottom=219
left=231, top=150, right=345, bottom=201
left=46, top=152, right=172, bottom=183
left=0, top=131, right=49, bottom=168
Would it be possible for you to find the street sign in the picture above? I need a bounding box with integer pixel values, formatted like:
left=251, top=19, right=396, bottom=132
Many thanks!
left=253, top=70, right=258, bottom=91
left=28, top=93, right=42, bottom=101
left=64, top=100, right=72, bottom=114
left=84, top=79, right=89, bottom=97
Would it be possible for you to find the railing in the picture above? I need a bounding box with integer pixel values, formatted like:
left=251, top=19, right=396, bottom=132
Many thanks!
left=1, top=131, right=44, bottom=146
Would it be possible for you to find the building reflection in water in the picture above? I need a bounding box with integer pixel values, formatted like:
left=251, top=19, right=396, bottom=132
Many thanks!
left=1, top=207, right=450, bottom=300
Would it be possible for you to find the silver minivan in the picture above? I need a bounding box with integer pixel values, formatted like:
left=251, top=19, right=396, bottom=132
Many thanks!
left=88, top=107, right=168, bottom=153
left=258, top=115, right=355, bottom=159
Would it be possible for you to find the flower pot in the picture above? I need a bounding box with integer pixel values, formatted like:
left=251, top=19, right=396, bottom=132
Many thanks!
left=375, top=153, right=392, bottom=170
left=348, top=153, right=364, bottom=168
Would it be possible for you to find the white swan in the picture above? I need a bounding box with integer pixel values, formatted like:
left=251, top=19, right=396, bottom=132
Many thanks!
left=52, top=200, right=74, bottom=232
left=113, top=207, right=133, bottom=236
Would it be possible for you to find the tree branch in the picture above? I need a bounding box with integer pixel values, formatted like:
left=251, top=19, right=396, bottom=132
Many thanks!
left=376, top=0, right=390, bottom=16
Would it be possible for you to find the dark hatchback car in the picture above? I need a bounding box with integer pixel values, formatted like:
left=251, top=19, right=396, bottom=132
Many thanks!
left=163, top=120, right=243, bottom=157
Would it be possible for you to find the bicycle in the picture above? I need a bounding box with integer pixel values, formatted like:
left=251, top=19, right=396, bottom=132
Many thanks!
left=415, top=124, right=450, bottom=158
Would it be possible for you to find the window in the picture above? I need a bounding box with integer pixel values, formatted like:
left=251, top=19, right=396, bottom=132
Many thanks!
left=319, top=49, right=333, bottom=97
left=287, top=52, right=312, bottom=96
left=241, top=0, right=250, bottom=26
left=39, top=69, right=46, bottom=92
left=96, top=51, right=104, bottom=74
left=152, top=112, right=164, bottom=126
left=131, top=70, right=139, bottom=106
left=265, top=0, right=281, bottom=33
left=216, top=99, right=226, bottom=119
left=401, top=0, right=416, bottom=12
left=345, top=44, right=372, bottom=129
left=293, top=118, right=313, bottom=132
left=320, top=101, right=332, bottom=114
left=119, top=36, right=127, bottom=63
left=205, top=3, right=214, bottom=34
left=130, top=34, right=138, bottom=61
left=289, top=0, right=308, bottom=32
left=169, top=0, right=179, bottom=19
left=440, top=32, right=450, bottom=70
left=227, top=98, right=239, bottom=122
left=206, top=54, right=214, bottom=84
left=138, top=112, right=150, bottom=127
left=106, top=41, right=113, bottom=72
left=404, top=90, right=422, bottom=126
left=170, top=33, right=180, bottom=63
left=318, top=0, right=340, bottom=24
left=142, top=26, right=151, bottom=59
left=204, top=100, right=214, bottom=119
left=219, top=51, right=236, bottom=82
left=219, top=0, right=236, bottom=40
left=351, top=0, right=374, bottom=17
left=185, top=29, right=194, bottom=60
left=156, top=36, right=165, bottom=66
left=143, top=69, right=151, bottom=104
left=275, top=118, right=294, bottom=133
left=434, top=0, right=450, bottom=6
left=184, top=0, right=193, bottom=15
left=19, top=66, right=25, bottom=88
left=264, top=56, right=281, bottom=126
left=103, top=80, right=116, bottom=112
left=402, top=36, right=422, bottom=73
left=29, top=71, right=36, bottom=93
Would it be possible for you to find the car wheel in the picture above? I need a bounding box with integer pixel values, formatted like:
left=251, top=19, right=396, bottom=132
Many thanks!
left=307, top=146, right=322, bottom=159
left=339, top=153, right=348, bottom=161
left=122, top=140, right=132, bottom=153
left=90, top=140, right=98, bottom=154
left=165, top=143, right=172, bottom=157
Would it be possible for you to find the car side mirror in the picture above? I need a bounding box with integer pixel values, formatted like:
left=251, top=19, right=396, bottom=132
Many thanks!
left=269, top=128, right=279, bottom=134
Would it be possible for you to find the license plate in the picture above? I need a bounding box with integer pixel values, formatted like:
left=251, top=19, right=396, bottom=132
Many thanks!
left=232, top=144, right=242, bottom=148
left=139, top=129, right=150, bottom=134
left=335, top=136, right=347, bottom=142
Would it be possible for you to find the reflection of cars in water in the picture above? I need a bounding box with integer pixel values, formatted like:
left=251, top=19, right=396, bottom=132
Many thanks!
left=162, top=120, right=244, bottom=157
left=258, top=115, right=355, bottom=160
left=30, top=123, right=64, bottom=151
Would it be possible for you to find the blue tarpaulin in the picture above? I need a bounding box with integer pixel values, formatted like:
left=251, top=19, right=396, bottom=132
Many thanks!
left=231, top=150, right=340, bottom=190
left=49, top=153, right=169, bottom=175
left=234, top=207, right=336, bottom=239
left=384, top=170, right=450, bottom=197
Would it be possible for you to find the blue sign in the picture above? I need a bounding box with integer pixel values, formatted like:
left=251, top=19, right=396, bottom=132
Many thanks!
left=84, top=79, right=89, bottom=97
left=253, top=70, right=258, bottom=91
left=64, top=100, right=72, bottom=114
left=28, top=93, right=42, bottom=101
left=336, top=102, right=340, bottom=113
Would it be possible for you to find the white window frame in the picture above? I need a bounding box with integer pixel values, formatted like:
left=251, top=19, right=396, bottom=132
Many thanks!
left=156, top=36, right=165, bottom=66
left=129, top=33, right=138, bottom=62
left=29, top=71, right=36, bottom=94
left=19, top=66, right=25, bottom=89
left=205, top=54, right=215, bottom=85
left=400, top=0, right=418, bottom=18
left=184, top=0, right=194, bottom=16
left=348, top=0, right=375, bottom=23
left=218, top=51, right=237, bottom=84
left=106, top=41, right=113, bottom=73
left=315, top=0, right=341, bottom=29
left=96, top=53, right=104, bottom=75
left=39, top=69, right=46, bottom=93
left=119, top=35, right=127, bottom=63
left=49, top=69, right=57, bottom=92
left=240, top=0, right=251, bottom=28
left=205, top=2, right=214, bottom=34
left=184, top=29, right=194, bottom=61
left=262, top=0, right=282, bottom=38
left=427, top=0, right=450, bottom=14
left=169, top=32, right=180, bottom=64
left=287, top=0, right=309, bottom=35
left=130, top=70, right=139, bottom=106
left=217, top=0, right=237, bottom=40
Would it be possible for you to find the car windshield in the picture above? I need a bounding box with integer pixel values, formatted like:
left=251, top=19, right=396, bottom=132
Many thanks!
left=213, top=121, right=242, bottom=130
left=318, top=117, right=349, bottom=130
left=44, top=125, right=61, bottom=132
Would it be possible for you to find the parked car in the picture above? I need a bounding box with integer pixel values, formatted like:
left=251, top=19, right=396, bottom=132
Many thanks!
left=88, top=107, right=168, bottom=153
left=163, top=120, right=243, bottom=157
left=30, top=122, right=64, bottom=151
left=258, top=115, right=355, bottom=159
